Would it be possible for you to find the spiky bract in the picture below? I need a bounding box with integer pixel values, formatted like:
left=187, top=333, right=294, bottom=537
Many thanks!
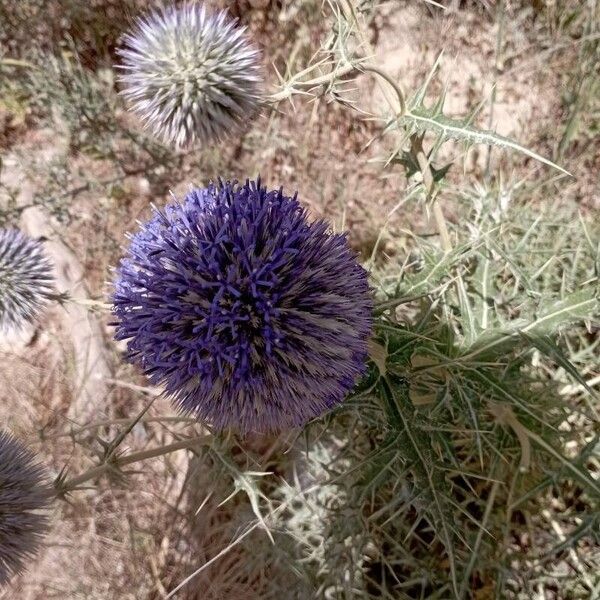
left=0, top=229, right=54, bottom=332
left=0, top=430, right=50, bottom=586
left=113, top=179, right=372, bottom=433
left=118, top=3, right=263, bottom=148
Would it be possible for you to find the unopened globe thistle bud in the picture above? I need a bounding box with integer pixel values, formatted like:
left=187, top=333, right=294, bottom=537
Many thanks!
left=113, top=179, right=373, bottom=433
left=0, top=430, right=50, bottom=586
left=0, top=229, right=54, bottom=332
left=118, top=4, right=263, bottom=148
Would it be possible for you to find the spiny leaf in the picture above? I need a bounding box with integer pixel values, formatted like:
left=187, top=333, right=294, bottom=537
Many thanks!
left=510, top=434, right=600, bottom=510
left=463, top=286, right=599, bottom=359
left=541, top=513, right=600, bottom=559
left=398, top=239, right=481, bottom=297
left=380, top=376, right=459, bottom=597
left=523, top=287, right=599, bottom=336
left=399, top=105, right=571, bottom=176
left=522, top=332, right=599, bottom=407
left=527, top=430, right=600, bottom=498
left=392, top=147, right=452, bottom=183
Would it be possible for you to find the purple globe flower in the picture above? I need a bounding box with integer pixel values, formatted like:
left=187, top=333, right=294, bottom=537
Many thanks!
left=0, top=430, right=50, bottom=586
left=113, top=179, right=372, bottom=433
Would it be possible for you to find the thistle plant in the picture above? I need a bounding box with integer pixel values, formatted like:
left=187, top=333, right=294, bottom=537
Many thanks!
left=1, top=1, right=599, bottom=598
left=0, top=430, right=50, bottom=586
left=113, top=179, right=372, bottom=433
left=118, top=4, right=263, bottom=148
left=0, top=229, right=54, bottom=332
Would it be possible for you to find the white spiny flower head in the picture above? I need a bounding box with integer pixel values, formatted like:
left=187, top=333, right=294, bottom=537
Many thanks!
left=0, top=229, right=54, bottom=332
left=118, top=3, right=263, bottom=148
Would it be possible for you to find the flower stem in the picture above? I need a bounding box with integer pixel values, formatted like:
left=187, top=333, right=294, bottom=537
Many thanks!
left=103, top=395, right=158, bottom=463
left=340, top=0, right=406, bottom=116
left=40, top=415, right=195, bottom=442
left=410, top=134, right=452, bottom=253
left=269, top=61, right=356, bottom=102
left=360, top=64, right=406, bottom=117
left=56, top=434, right=211, bottom=495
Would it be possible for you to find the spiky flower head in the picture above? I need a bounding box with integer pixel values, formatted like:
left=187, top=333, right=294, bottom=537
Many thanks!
left=118, top=3, right=263, bottom=148
left=113, top=179, right=372, bottom=433
left=0, top=430, right=50, bottom=586
left=0, top=229, right=54, bottom=332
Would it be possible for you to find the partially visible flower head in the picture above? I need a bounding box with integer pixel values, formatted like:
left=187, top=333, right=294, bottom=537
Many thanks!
left=0, top=229, right=54, bottom=332
left=118, top=3, right=263, bottom=148
left=113, top=179, right=372, bottom=433
left=0, top=430, right=50, bottom=586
